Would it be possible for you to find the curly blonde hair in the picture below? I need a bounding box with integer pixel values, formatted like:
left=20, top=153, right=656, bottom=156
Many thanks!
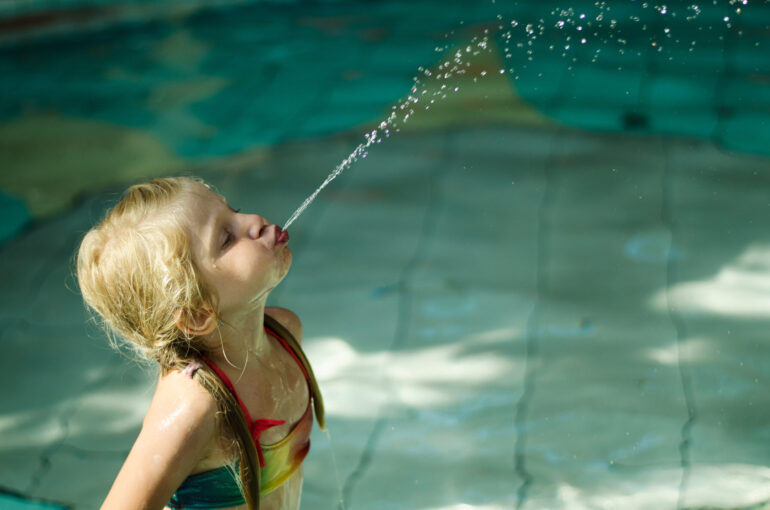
left=76, top=177, right=262, bottom=508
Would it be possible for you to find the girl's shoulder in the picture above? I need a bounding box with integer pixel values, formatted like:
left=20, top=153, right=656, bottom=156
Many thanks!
left=265, top=306, right=303, bottom=344
left=145, top=368, right=219, bottom=443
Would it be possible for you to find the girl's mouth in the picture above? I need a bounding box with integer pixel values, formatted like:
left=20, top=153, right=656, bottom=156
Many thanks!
left=275, top=226, right=289, bottom=245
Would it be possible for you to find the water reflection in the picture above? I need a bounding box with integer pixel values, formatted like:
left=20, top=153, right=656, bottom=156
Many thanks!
left=304, top=330, right=520, bottom=417
left=652, top=244, right=770, bottom=317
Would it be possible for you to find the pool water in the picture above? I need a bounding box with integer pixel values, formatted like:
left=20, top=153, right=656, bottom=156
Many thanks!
left=0, top=1, right=769, bottom=509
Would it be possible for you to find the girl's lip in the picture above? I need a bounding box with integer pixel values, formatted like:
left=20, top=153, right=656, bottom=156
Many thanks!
left=275, top=225, right=289, bottom=246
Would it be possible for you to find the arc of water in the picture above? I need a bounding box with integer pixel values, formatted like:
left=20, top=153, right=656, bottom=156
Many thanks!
left=282, top=129, right=381, bottom=230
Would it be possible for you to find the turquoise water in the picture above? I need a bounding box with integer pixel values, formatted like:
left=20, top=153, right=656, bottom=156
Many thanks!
left=1, top=1, right=769, bottom=509
left=0, top=1, right=767, bottom=244
left=0, top=492, right=65, bottom=510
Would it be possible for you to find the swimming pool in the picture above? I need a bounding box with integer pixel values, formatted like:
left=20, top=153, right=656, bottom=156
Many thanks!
left=0, top=1, right=769, bottom=508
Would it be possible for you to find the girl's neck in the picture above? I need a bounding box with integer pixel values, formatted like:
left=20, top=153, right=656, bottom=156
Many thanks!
left=202, top=302, right=270, bottom=370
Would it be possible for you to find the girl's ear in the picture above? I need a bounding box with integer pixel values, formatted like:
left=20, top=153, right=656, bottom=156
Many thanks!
left=175, top=306, right=217, bottom=336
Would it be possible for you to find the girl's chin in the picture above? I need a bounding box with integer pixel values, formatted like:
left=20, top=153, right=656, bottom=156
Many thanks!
left=279, top=249, right=292, bottom=273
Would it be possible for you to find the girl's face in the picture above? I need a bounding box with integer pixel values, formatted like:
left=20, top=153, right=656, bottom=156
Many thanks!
left=183, top=184, right=292, bottom=316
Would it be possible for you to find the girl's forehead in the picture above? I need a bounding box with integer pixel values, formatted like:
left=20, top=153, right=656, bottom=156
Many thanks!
left=180, top=190, right=223, bottom=259
left=179, top=187, right=223, bottom=227
left=186, top=184, right=227, bottom=207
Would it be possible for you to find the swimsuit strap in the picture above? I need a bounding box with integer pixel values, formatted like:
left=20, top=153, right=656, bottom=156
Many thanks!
left=198, top=355, right=253, bottom=423
left=197, top=314, right=326, bottom=467
left=263, top=315, right=326, bottom=431
left=198, top=354, right=285, bottom=468
left=264, top=327, right=309, bottom=380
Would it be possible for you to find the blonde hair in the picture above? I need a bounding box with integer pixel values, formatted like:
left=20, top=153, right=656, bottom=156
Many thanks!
left=76, top=177, right=261, bottom=508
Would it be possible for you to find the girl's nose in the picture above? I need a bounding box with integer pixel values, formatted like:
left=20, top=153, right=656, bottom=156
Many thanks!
left=246, top=216, right=267, bottom=240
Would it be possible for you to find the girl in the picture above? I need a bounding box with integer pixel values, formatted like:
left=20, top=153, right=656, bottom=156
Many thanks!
left=77, top=177, right=324, bottom=510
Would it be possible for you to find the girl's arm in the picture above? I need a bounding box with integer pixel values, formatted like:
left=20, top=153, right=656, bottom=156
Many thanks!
left=101, top=370, right=218, bottom=510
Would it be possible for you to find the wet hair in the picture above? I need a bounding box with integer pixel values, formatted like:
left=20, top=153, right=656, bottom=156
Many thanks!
left=76, top=177, right=261, bottom=508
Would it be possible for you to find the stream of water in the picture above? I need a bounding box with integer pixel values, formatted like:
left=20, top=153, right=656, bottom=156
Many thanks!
left=281, top=1, right=750, bottom=231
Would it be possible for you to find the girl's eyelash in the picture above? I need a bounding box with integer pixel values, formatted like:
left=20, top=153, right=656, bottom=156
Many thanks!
left=223, top=230, right=234, bottom=247
left=222, top=209, right=240, bottom=248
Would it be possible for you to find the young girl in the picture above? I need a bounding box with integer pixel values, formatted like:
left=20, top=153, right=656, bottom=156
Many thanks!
left=77, top=176, right=325, bottom=510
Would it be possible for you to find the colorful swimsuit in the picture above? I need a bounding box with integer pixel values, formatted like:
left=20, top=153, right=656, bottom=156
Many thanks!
left=167, top=317, right=325, bottom=509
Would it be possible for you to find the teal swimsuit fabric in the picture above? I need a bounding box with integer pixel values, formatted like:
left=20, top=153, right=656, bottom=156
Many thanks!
left=167, top=464, right=244, bottom=509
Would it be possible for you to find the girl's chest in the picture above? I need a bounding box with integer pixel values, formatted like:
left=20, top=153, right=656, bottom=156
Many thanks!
left=238, top=344, right=310, bottom=444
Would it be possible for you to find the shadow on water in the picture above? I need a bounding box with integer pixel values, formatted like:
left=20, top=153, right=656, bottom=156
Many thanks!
left=1, top=118, right=769, bottom=507
left=0, top=0, right=768, bottom=508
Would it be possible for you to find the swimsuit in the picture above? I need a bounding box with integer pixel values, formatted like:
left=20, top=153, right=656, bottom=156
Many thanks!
left=167, top=316, right=325, bottom=509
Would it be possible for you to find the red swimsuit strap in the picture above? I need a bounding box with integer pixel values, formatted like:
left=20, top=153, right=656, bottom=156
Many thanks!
left=264, top=325, right=309, bottom=381
left=198, top=353, right=284, bottom=467
left=198, top=354, right=254, bottom=423
left=197, top=324, right=306, bottom=468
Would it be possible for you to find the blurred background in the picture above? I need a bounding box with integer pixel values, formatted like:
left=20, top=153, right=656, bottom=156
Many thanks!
left=0, top=0, right=769, bottom=508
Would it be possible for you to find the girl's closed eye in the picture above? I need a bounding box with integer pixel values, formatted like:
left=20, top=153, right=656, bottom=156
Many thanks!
left=221, top=209, right=241, bottom=249
left=222, top=229, right=235, bottom=249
